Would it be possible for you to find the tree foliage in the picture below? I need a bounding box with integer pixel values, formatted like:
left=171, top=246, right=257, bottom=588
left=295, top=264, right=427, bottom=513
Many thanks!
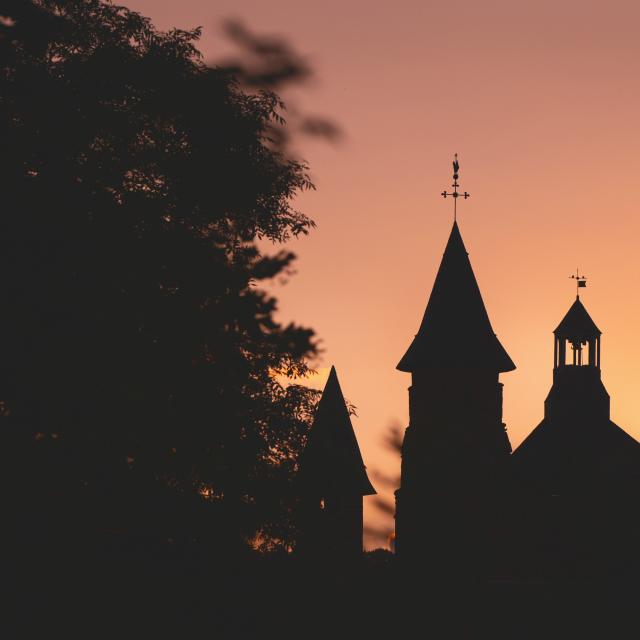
left=0, top=0, right=320, bottom=551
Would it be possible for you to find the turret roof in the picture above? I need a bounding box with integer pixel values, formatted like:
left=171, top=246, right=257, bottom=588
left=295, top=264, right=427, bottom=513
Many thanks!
left=397, top=221, right=515, bottom=373
left=297, top=367, right=376, bottom=496
left=554, top=297, right=601, bottom=341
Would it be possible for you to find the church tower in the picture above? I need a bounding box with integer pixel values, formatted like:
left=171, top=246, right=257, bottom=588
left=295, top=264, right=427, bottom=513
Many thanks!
left=513, top=293, right=640, bottom=576
left=394, top=162, right=515, bottom=569
left=297, top=366, right=375, bottom=557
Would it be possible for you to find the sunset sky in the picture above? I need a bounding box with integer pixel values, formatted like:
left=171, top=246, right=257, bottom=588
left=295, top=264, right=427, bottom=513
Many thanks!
left=128, top=0, right=640, bottom=547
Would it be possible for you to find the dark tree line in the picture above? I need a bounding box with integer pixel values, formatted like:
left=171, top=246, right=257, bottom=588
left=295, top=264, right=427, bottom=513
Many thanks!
left=0, top=0, right=322, bottom=555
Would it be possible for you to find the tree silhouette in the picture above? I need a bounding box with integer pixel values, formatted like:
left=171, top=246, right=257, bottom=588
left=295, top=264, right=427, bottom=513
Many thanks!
left=0, top=0, right=321, bottom=553
left=218, top=18, right=342, bottom=149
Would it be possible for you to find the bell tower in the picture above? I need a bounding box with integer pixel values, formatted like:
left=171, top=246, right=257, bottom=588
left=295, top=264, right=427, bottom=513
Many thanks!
left=513, top=290, right=640, bottom=576
left=514, top=290, right=640, bottom=488
left=547, top=294, right=609, bottom=424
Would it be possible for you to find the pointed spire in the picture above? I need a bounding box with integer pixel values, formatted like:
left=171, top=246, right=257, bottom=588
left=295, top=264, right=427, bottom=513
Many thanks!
left=298, top=366, right=376, bottom=496
left=397, top=221, right=515, bottom=372
left=554, top=297, right=601, bottom=341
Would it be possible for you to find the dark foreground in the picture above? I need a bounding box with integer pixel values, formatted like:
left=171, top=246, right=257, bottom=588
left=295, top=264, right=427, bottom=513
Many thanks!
left=4, top=545, right=638, bottom=639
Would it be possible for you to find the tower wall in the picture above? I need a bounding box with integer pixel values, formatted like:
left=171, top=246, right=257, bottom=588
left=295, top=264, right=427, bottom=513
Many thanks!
left=396, top=368, right=512, bottom=568
left=545, top=366, right=610, bottom=423
left=298, top=493, right=363, bottom=557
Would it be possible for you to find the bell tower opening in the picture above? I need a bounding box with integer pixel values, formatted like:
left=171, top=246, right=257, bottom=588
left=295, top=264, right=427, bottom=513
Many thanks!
left=554, top=333, right=600, bottom=368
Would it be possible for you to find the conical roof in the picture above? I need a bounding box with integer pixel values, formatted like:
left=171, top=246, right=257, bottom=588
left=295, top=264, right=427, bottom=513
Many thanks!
left=397, top=221, right=515, bottom=372
left=554, top=297, right=601, bottom=340
left=297, top=367, right=376, bottom=496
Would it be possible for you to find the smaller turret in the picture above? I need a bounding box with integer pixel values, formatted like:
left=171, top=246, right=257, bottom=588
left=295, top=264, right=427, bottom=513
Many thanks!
left=297, top=367, right=375, bottom=557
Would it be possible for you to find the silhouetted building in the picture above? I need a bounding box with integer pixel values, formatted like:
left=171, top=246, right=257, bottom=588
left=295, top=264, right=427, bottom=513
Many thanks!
left=513, top=296, right=640, bottom=577
left=395, top=221, right=515, bottom=571
left=297, top=366, right=375, bottom=556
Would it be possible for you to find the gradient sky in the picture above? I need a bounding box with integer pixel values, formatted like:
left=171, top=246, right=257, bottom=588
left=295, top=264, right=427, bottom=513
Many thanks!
left=127, top=0, right=640, bottom=547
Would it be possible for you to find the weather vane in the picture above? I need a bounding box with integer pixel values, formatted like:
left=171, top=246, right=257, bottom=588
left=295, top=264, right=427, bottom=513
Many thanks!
left=441, top=153, right=470, bottom=221
left=570, top=268, right=587, bottom=298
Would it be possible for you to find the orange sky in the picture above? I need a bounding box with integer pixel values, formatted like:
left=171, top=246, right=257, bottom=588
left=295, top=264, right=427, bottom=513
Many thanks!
left=128, top=0, right=640, bottom=548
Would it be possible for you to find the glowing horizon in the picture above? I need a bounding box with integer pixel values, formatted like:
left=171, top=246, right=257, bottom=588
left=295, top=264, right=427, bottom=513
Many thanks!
left=127, top=0, right=640, bottom=549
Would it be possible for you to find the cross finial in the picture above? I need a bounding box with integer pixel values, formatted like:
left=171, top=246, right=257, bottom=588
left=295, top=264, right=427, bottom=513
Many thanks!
left=441, top=153, right=470, bottom=221
left=570, top=268, right=587, bottom=299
